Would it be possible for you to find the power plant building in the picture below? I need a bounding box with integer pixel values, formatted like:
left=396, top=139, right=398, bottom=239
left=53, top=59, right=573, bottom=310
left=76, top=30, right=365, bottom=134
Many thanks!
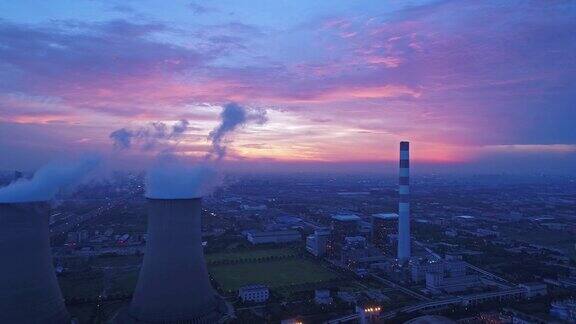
left=0, top=202, right=70, bottom=324
left=306, top=228, right=331, bottom=257
left=246, top=229, right=301, bottom=245
left=425, top=265, right=481, bottom=294
left=371, top=213, right=398, bottom=254
left=330, top=214, right=361, bottom=255
left=239, top=285, right=269, bottom=303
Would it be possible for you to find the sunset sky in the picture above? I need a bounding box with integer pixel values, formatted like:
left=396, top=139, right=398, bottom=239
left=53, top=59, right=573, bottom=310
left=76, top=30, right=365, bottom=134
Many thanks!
left=1, top=0, right=575, bottom=173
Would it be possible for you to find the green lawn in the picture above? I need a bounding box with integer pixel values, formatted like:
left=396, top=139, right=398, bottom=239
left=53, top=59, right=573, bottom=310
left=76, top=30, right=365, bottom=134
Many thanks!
left=59, top=275, right=103, bottom=299
left=501, top=226, right=576, bottom=260
left=205, top=247, right=296, bottom=263
left=92, top=255, right=143, bottom=268
left=108, top=271, right=139, bottom=294
left=209, top=258, right=341, bottom=292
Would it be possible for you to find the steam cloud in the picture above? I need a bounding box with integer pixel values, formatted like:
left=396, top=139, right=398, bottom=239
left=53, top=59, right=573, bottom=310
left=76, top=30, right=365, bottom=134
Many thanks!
left=208, top=103, right=267, bottom=160
left=110, top=119, right=190, bottom=150
left=0, top=156, right=100, bottom=203
left=109, top=103, right=267, bottom=199
left=145, top=155, right=220, bottom=199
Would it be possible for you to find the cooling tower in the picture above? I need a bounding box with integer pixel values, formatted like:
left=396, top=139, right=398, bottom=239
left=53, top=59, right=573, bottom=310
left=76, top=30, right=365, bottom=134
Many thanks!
left=397, top=141, right=411, bottom=261
left=0, top=202, right=70, bottom=324
left=128, top=198, right=226, bottom=323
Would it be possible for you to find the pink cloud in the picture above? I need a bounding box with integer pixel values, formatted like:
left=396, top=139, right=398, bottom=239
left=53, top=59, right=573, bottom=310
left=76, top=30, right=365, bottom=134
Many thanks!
left=0, top=0, right=574, bottom=171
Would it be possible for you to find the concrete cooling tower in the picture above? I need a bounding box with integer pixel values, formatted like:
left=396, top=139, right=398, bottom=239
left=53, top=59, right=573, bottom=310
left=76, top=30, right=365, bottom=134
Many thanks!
left=0, top=202, right=70, bottom=324
left=128, top=198, right=226, bottom=323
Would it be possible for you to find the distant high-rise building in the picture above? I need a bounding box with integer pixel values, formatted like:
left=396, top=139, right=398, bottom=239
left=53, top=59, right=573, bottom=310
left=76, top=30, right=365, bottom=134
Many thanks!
left=371, top=213, right=398, bottom=254
left=330, top=214, right=361, bottom=256
left=398, top=141, right=411, bottom=261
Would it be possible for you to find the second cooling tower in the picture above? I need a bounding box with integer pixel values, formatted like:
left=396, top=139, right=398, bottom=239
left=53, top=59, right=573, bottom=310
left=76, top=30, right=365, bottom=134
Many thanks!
left=0, top=202, right=70, bottom=324
left=129, top=198, right=225, bottom=323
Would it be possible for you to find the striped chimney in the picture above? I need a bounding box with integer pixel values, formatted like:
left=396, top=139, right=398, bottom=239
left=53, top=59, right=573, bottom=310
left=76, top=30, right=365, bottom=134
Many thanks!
left=397, top=141, right=411, bottom=261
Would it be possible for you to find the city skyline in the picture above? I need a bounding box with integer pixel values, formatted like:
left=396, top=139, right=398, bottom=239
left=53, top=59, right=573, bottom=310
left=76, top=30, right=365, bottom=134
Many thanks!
left=1, top=0, right=575, bottom=173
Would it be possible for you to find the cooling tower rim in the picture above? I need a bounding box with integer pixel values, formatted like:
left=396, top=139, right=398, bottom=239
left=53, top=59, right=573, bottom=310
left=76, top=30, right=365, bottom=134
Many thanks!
left=144, top=197, right=202, bottom=201
left=0, top=200, right=49, bottom=206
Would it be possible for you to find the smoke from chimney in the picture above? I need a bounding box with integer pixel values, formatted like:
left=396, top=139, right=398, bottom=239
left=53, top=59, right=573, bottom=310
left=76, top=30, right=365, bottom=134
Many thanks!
left=0, top=156, right=100, bottom=203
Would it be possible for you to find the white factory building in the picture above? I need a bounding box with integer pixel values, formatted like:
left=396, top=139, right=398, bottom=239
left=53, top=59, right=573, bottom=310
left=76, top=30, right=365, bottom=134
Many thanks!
left=314, top=289, right=333, bottom=305
left=239, top=285, right=270, bottom=303
left=246, top=230, right=301, bottom=245
left=306, top=228, right=331, bottom=257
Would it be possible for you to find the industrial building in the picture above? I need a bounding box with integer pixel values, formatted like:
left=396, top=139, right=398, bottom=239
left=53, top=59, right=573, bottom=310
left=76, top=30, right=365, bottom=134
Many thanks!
left=519, top=282, right=548, bottom=298
left=0, top=202, right=70, bottom=324
left=371, top=213, right=398, bottom=254
left=424, top=258, right=481, bottom=294
left=550, top=299, right=576, bottom=322
left=340, top=236, right=387, bottom=276
left=246, top=229, right=301, bottom=245
left=330, top=214, right=361, bottom=255
left=314, top=289, right=333, bottom=305
left=306, top=228, right=331, bottom=257
left=239, top=285, right=269, bottom=303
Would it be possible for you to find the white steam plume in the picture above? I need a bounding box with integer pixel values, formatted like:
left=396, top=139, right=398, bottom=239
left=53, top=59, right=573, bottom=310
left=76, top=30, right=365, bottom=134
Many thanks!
left=0, top=156, right=101, bottom=203
left=109, top=103, right=267, bottom=199
left=110, top=119, right=190, bottom=151
left=145, top=154, right=220, bottom=199
left=208, top=103, right=267, bottom=160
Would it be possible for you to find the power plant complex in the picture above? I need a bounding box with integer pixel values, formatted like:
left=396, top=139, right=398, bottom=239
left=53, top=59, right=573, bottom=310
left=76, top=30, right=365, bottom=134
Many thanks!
left=0, top=202, right=70, bottom=324
left=0, top=141, right=415, bottom=323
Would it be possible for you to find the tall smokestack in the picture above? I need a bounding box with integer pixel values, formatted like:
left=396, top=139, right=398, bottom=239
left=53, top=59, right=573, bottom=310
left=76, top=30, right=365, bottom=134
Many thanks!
left=128, top=198, right=226, bottom=322
left=397, top=141, right=411, bottom=261
left=0, top=202, right=70, bottom=324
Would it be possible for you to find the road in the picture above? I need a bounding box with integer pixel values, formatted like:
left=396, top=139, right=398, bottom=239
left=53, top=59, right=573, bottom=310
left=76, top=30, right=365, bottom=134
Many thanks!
left=370, top=274, right=431, bottom=301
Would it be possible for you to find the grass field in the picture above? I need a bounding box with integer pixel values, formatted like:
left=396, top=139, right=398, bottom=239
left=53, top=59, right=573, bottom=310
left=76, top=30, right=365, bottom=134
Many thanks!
left=92, top=255, right=143, bottom=267
left=108, top=271, right=139, bottom=294
left=501, top=226, right=576, bottom=260
left=205, top=247, right=296, bottom=263
left=59, top=275, right=103, bottom=299
left=209, top=258, right=342, bottom=292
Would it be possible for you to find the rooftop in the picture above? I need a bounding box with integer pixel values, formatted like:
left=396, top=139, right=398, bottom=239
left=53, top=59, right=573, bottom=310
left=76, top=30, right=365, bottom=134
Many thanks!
left=239, top=284, right=268, bottom=292
left=332, top=214, right=361, bottom=222
left=248, top=230, right=300, bottom=237
left=372, top=213, right=399, bottom=220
